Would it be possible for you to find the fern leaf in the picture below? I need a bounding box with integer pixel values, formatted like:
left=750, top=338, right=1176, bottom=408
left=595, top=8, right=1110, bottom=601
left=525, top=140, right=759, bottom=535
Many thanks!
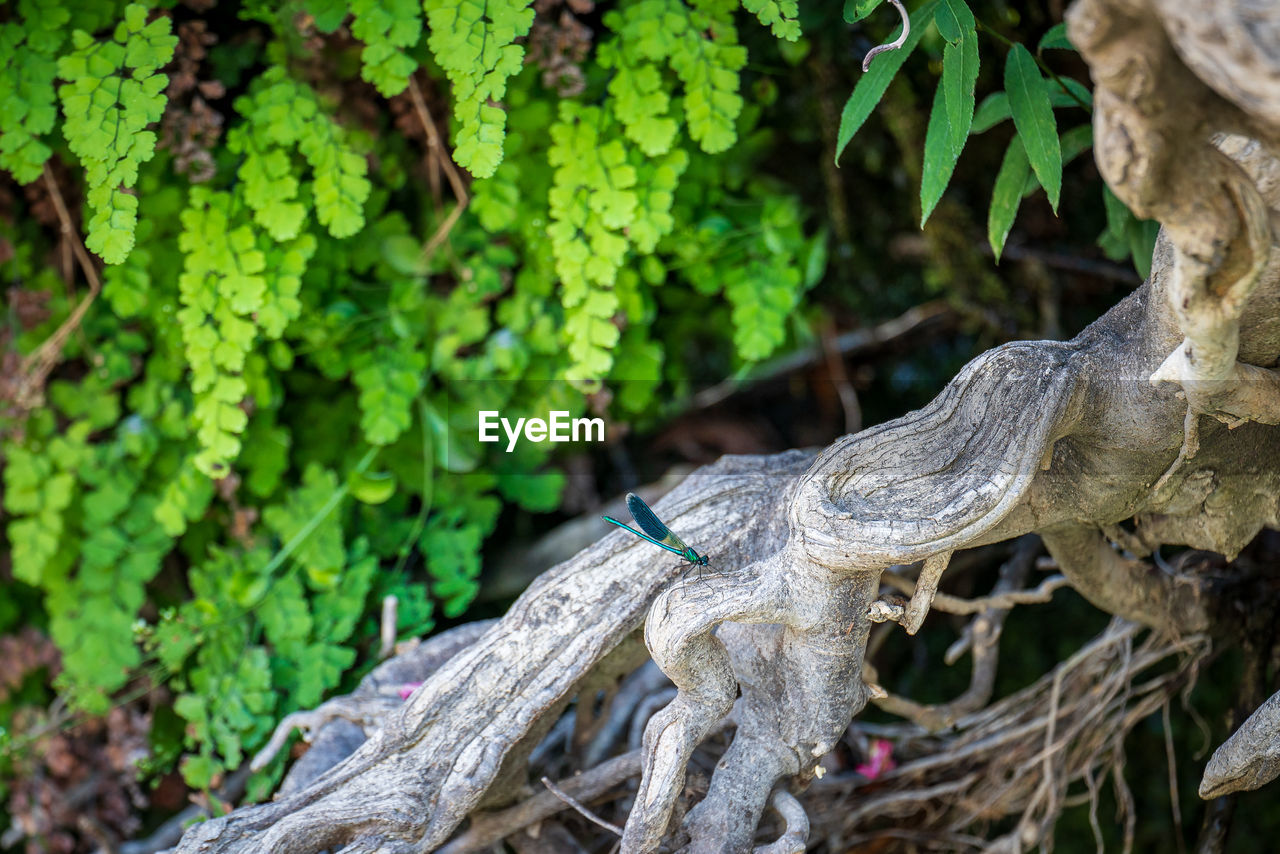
left=548, top=103, right=641, bottom=380
left=178, top=187, right=317, bottom=476
left=230, top=67, right=372, bottom=240
left=741, top=0, right=801, bottom=40
left=352, top=344, right=428, bottom=446
left=350, top=0, right=422, bottom=97
left=670, top=0, right=746, bottom=154
left=56, top=3, right=176, bottom=263
left=424, top=0, right=536, bottom=178
left=601, top=0, right=747, bottom=156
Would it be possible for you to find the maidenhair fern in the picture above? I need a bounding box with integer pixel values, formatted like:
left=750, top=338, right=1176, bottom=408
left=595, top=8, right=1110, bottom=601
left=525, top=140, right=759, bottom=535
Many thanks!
left=742, top=0, right=801, bottom=39
left=177, top=66, right=370, bottom=475
left=0, top=0, right=66, bottom=183
left=4, top=408, right=178, bottom=713
left=599, top=0, right=748, bottom=157
left=178, top=188, right=317, bottom=476
left=3, top=432, right=79, bottom=592
left=668, top=0, right=748, bottom=154
left=57, top=3, right=177, bottom=263
left=1, top=0, right=128, bottom=186
left=352, top=343, right=428, bottom=446
left=262, top=464, right=348, bottom=588
left=1, top=0, right=828, bottom=799
left=228, top=66, right=372, bottom=240
left=547, top=104, right=632, bottom=380
left=630, top=149, right=688, bottom=254
left=423, top=0, right=536, bottom=178
left=350, top=0, right=422, bottom=96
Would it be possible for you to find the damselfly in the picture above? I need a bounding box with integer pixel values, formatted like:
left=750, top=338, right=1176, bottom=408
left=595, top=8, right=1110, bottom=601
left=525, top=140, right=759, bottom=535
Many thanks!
left=602, top=493, right=709, bottom=566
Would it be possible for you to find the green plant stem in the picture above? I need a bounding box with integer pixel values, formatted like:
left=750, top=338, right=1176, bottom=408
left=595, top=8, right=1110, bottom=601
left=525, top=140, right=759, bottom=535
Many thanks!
left=392, top=400, right=435, bottom=576
left=258, top=446, right=378, bottom=579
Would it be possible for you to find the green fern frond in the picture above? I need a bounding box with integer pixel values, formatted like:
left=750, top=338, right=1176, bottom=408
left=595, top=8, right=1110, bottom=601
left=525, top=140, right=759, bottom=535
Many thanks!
left=741, top=0, right=801, bottom=40
left=230, top=67, right=372, bottom=240
left=351, top=0, right=422, bottom=96
left=424, top=0, right=535, bottom=178
left=178, top=187, right=317, bottom=476
left=601, top=0, right=747, bottom=157
left=56, top=3, right=177, bottom=263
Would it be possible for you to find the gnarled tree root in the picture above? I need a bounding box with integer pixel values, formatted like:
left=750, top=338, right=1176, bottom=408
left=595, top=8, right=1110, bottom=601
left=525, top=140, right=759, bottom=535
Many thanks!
left=171, top=452, right=813, bottom=853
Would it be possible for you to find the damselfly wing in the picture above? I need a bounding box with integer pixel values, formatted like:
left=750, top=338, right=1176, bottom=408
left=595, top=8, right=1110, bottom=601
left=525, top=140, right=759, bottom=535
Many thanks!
left=601, top=493, right=709, bottom=566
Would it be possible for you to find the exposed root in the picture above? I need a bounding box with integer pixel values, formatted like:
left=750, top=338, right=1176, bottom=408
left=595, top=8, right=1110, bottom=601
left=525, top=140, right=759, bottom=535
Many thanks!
left=420, top=614, right=1209, bottom=852
left=807, top=620, right=1211, bottom=851
left=866, top=537, right=1045, bottom=732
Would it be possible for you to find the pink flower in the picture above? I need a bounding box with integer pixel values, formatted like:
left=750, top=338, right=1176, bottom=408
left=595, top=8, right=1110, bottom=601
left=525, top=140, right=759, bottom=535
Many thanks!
left=854, top=738, right=896, bottom=780
left=398, top=681, right=424, bottom=700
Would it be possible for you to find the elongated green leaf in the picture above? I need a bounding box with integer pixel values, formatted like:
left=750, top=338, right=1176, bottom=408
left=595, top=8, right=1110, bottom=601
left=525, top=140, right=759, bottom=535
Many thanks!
left=836, top=0, right=941, bottom=165
left=1102, top=185, right=1128, bottom=231
left=1004, top=43, right=1062, bottom=211
left=1106, top=184, right=1161, bottom=279
left=1039, top=22, right=1075, bottom=51
left=1021, top=123, right=1092, bottom=196
left=972, top=92, right=1010, bottom=134
left=988, top=135, right=1030, bottom=259
left=943, top=26, right=979, bottom=155
left=921, top=84, right=956, bottom=226
left=843, top=0, right=885, bottom=24
left=935, top=0, right=974, bottom=45
left=1049, top=76, right=1092, bottom=109
left=972, top=82, right=1090, bottom=135
left=921, top=19, right=977, bottom=226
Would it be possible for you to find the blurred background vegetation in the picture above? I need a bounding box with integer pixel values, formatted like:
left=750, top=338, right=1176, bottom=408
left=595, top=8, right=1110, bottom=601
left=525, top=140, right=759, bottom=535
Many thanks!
left=0, top=0, right=1273, bottom=850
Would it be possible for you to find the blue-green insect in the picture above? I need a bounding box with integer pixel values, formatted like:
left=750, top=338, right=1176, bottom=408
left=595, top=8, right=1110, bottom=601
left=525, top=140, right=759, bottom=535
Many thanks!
left=602, top=493, right=710, bottom=567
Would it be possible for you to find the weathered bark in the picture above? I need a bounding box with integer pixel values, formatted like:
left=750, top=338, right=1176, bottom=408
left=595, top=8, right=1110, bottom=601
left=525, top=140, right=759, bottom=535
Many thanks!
left=1201, top=690, right=1280, bottom=799
left=1069, top=0, right=1280, bottom=803
left=170, top=1, right=1280, bottom=851
left=172, top=453, right=812, bottom=852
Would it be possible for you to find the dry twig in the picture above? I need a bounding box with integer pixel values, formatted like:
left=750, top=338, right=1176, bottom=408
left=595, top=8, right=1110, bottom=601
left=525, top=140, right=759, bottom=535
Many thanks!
left=14, top=165, right=103, bottom=410
left=690, top=300, right=951, bottom=410
left=540, top=775, right=623, bottom=837
left=821, top=318, right=862, bottom=434
left=407, top=77, right=469, bottom=261
left=436, top=752, right=641, bottom=854
left=250, top=695, right=400, bottom=772
left=868, top=538, right=1045, bottom=730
